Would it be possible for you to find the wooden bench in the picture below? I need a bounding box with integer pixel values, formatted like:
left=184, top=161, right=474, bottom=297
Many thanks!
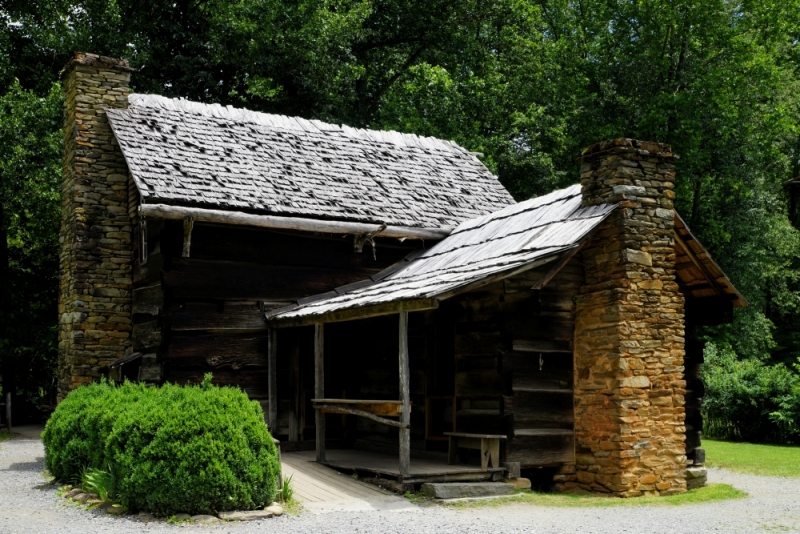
left=444, top=432, right=507, bottom=471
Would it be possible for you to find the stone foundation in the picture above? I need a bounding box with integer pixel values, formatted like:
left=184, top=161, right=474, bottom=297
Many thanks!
left=57, top=53, right=134, bottom=400
left=558, top=139, right=687, bottom=497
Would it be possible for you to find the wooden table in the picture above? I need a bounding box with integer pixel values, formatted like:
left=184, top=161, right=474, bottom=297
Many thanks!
left=444, top=432, right=507, bottom=471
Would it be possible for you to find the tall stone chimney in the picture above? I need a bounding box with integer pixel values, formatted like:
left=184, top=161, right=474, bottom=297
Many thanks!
left=58, top=53, right=134, bottom=400
left=566, top=139, right=686, bottom=496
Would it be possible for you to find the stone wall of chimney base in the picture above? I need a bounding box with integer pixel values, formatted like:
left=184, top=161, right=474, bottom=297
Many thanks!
left=58, top=54, right=134, bottom=400
left=556, top=139, right=687, bottom=497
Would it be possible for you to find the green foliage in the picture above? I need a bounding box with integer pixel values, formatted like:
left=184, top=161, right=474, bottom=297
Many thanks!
left=0, top=80, right=62, bottom=417
left=702, top=343, right=800, bottom=444
left=2, top=0, right=800, bottom=439
left=279, top=473, right=294, bottom=503
left=42, top=380, right=280, bottom=516
left=82, top=466, right=116, bottom=502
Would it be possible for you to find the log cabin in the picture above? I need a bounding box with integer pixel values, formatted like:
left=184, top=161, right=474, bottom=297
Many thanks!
left=58, top=53, right=746, bottom=497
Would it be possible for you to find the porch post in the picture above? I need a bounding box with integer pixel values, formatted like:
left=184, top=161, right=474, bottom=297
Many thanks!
left=314, top=323, right=326, bottom=462
left=267, top=328, right=278, bottom=434
left=398, top=311, right=411, bottom=478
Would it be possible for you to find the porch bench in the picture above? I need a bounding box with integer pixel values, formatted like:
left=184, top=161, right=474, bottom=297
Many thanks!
left=444, top=432, right=507, bottom=471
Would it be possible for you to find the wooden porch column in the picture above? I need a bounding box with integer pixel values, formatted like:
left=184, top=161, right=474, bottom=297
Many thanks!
left=267, top=328, right=278, bottom=434
left=398, top=312, right=411, bottom=478
left=314, top=323, right=326, bottom=462
left=288, top=334, right=301, bottom=442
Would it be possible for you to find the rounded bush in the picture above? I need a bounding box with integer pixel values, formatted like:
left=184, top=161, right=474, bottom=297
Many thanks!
left=42, top=377, right=280, bottom=516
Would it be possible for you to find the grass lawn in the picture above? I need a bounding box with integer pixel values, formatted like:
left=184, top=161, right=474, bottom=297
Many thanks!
left=0, top=430, right=14, bottom=443
left=428, top=483, right=745, bottom=509
left=704, top=439, right=800, bottom=478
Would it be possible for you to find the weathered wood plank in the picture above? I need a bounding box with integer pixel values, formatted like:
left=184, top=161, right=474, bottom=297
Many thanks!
left=132, top=283, right=163, bottom=315
left=268, top=329, right=278, bottom=434
left=513, top=339, right=572, bottom=353
left=504, top=391, right=574, bottom=426
left=185, top=224, right=415, bottom=271
left=455, top=370, right=503, bottom=396
left=162, top=302, right=268, bottom=332
left=315, top=324, right=325, bottom=463
left=163, top=258, right=383, bottom=301
left=506, top=431, right=575, bottom=466
left=398, top=311, right=411, bottom=478
left=167, top=334, right=268, bottom=369
left=140, top=203, right=450, bottom=241
left=132, top=320, right=161, bottom=351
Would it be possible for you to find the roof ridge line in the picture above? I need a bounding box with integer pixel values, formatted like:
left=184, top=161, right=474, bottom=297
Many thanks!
left=126, top=93, right=473, bottom=154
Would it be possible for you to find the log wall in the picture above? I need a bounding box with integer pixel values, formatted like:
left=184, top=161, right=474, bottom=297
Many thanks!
left=131, top=218, right=419, bottom=430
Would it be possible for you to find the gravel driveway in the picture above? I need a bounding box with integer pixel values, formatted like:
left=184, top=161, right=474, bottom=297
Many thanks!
left=2, top=434, right=799, bottom=534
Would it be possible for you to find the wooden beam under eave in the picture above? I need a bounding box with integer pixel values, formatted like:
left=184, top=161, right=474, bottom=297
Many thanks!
left=267, top=299, right=439, bottom=328
left=398, top=311, right=411, bottom=478
left=139, top=203, right=451, bottom=241
left=674, top=231, right=727, bottom=299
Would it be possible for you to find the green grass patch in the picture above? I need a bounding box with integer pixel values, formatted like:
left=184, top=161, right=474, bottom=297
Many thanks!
left=704, top=439, right=800, bottom=478
left=0, top=430, right=14, bottom=443
left=442, top=483, right=745, bottom=509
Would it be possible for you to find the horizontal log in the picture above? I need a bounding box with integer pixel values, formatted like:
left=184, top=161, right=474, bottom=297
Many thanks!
left=506, top=431, right=575, bottom=466
left=132, top=320, right=161, bottom=351
left=504, top=390, right=574, bottom=426
left=167, top=334, right=268, bottom=370
left=181, top=223, right=414, bottom=271
left=454, top=331, right=503, bottom=356
left=503, top=351, right=572, bottom=377
left=455, top=370, right=503, bottom=397
left=162, top=302, right=267, bottom=332
left=314, top=405, right=409, bottom=428
left=267, top=298, right=439, bottom=328
left=134, top=252, right=164, bottom=284
left=140, top=203, right=450, bottom=241
left=132, top=283, right=163, bottom=316
left=513, top=339, right=572, bottom=353
left=163, top=258, right=377, bottom=301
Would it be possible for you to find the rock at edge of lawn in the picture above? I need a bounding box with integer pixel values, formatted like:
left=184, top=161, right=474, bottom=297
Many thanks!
left=218, top=510, right=274, bottom=521
left=191, top=515, right=220, bottom=523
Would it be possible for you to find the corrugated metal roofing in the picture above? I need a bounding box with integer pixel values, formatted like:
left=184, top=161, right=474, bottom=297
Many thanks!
left=106, top=94, right=515, bottom=229
left=267, top=185, right=617, bottom=322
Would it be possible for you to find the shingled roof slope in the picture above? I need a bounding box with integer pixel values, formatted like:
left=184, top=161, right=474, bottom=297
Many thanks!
left=266, top=185, right=616, bottom=323
left=106, top=94, right=515, bottom=229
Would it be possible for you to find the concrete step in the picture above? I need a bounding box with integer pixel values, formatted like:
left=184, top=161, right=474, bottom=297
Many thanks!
left=421, top=482, right=516, bottom=499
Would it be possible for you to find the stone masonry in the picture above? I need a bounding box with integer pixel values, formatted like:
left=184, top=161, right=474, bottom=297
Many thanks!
left=58, top=53, right=134, bottom=400
left=556, top=138, right=687, bottom=497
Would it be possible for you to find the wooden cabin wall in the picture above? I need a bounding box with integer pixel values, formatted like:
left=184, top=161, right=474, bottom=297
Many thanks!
left=445, top=256, right=583, bottom=467
left=313, top=257, right=583, bottom=465
left=131, top=218, right=419, bottom=438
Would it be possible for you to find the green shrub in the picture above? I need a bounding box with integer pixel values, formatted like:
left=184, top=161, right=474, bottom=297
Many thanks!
left=703, top=343, right=800, bottom=444
left=42, top=377, right=280, bottom=516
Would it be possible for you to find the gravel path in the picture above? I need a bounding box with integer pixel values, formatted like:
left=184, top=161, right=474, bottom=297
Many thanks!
left=2, top=435, right=799, bottom=534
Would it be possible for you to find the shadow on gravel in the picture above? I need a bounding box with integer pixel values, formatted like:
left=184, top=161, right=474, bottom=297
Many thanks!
left=4, top=458, right=44, bottom=472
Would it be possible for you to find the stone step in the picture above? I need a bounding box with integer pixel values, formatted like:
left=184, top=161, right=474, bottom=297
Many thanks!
left=421, top=482, right=516, bottom=500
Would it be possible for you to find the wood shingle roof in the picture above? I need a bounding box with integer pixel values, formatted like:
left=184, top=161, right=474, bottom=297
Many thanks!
left=107, top=94, right=515, bottom=229
left=266, top=185, right=617, bottom=325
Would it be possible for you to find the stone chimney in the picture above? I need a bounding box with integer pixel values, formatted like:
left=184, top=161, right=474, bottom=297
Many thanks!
left=58, top=53, right=134, bottom=400
left=565, top=139, right=686, bottom=496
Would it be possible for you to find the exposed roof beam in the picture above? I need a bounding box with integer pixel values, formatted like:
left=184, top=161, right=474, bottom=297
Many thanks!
left=267, top=298, right=439, bottom=328
left=673, top=230, right=727, bottom=299
left=139, top=203, right=451, bottom=241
